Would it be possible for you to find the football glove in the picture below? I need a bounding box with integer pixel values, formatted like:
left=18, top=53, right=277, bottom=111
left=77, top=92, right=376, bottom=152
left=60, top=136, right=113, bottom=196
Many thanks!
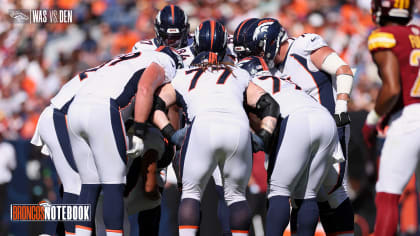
left=126, top=135, right=145, bottom=158
left=334, top=112, right=351, bottom=127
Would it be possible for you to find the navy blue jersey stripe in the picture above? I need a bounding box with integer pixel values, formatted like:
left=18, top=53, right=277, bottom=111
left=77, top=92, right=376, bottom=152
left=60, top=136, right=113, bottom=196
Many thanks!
left=175, top=90, right=190, bottom=126
left=115, top=69, right=145, bottom=108
left=110, top=100, right=127, bottom=165
left=59, top=97, right=74, bottom=114
left=267, top=116, right=288, bottom=181
left=328, top=126, right=347, bottom=194
left=180, top=119, right=194, bottom=179
left=291, top=54, right=335, bottom=115
left=52, top=109, right=78, bottom=173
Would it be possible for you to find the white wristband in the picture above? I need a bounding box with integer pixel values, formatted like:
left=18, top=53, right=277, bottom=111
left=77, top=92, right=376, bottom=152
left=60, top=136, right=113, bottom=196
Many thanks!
left=336, top=74, right=353, bottom=95
left=335, top=100, right=347, bottom=114
left=366, top=110, right=381, bottom=126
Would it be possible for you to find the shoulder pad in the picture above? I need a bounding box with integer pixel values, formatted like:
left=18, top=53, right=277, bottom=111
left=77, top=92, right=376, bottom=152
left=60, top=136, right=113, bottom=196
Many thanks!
left=295, top=33, right=328, bottom=54
left=368, top=30, right=396, bottom=51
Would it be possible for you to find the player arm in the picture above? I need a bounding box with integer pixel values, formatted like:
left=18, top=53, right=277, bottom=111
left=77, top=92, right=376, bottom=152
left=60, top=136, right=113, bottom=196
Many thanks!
left=311, top=46, right=354, bottom=111
left=150, top=83, right=185, bottom=147
left=133, top=62, right=166, bottom=138
left=366, top=50, right=401, bottom=125
left=151, top=83, right=177, bottom=130
left=246, top=82, right=279, bottom=151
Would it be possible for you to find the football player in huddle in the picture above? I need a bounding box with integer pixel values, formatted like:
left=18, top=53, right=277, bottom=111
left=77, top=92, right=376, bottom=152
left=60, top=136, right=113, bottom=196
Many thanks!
left=149, top=49, right=279, bottom=236
left=31, top=76, right=85, bottom=236
left=66, top=47, right=182, bottom=236
left=362, top=0, right=420, bottom=235
left=237, top=18, right=355, bottom=235
left=238, top=55, right=343, bottom=235
left=129, top=5, right=191, bottom=235
left=132, top=5, right=192, bottom=52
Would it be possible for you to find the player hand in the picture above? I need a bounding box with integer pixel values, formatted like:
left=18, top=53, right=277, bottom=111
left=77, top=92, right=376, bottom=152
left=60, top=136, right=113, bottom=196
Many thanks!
left=170, top=126, right=188, bottom=149
left=257, top=129, right=273, bottom=153
left=334, top=112, right=351, bottom=127
left=362, top=123, right=377, bottom=149
left=251, top=132, right=265, bottom=153
left=127, top=135, right=145, bottom=158
left=334, top=100, right=350, bottom=127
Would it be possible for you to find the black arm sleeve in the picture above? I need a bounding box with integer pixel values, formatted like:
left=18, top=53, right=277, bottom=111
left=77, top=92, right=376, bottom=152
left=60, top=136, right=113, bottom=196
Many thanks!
left=152, top=95, right=167, bottom=113
left=254, top=93, right=280, bottom=119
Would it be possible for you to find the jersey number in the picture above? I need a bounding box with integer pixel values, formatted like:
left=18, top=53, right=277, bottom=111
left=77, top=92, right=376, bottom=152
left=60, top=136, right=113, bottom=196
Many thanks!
left=78, top=52, right=141, bottom=81
left=186, top=68, right=232, bottom=91
left=257, top=76, right=281, bottom=94
left=410, top=49, right=420, bottom=97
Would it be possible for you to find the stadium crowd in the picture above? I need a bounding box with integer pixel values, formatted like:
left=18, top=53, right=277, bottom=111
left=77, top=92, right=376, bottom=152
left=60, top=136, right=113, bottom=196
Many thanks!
left=1, top=0, right=420, bottom=235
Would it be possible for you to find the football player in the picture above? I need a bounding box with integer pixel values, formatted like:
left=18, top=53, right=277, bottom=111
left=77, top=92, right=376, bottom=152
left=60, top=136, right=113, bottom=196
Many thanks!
left=238, top=56, right=343, bottom=236
left=171, top=19, right=236, bottom=236
left=246, top=18, right=355, bottom=235
left=150, top=50, right=279, bottom=236
left=65, top=47, right=182, bottom=236
left=362, top=0, right=420, bottom=235
left=131, top=5, right=190, bottom=234
left=31, top=75, right=87, bottom=236
left=132, top=4, right=191, bottom=52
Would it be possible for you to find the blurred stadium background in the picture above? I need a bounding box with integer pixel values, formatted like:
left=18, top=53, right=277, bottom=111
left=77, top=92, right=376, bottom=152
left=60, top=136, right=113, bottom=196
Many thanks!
left=1, top=0, right=420, bottom=235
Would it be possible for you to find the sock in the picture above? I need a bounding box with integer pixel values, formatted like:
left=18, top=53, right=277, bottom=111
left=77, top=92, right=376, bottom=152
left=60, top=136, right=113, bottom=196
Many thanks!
left=319, top=198, right=354, bottom=235
left=215, top=185, right=232, bottom=235
left=179, top=198, right=200, bottom=236
left=138, top=205, right=161, bottom=236
left=62, top=192, right=79, bottom=235
left=75, top=225, right=92, bottom=236
left=229, top=201, right=251, bottom=235
left=102, top=184, right=125, bottom=235
left=43, top=185, right=63, bottom=236
left=105, top=229, right=123, bottom=236
left=296, top=198, right=319, bottom=236
left=266, top=196, right=290, bottom=236
left=374, top=192, right=400, bottom=236
left=75, top=184, right=101, bottom=231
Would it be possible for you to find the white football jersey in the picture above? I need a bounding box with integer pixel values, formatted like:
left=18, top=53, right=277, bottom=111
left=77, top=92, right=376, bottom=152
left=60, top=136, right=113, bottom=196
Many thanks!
left=132, top=36, right=194, bottom=52
left=251, top=72, right=325, bottom=117
left=76, top=50, right=176, bottom=109
left=50, top=75, right=84, bottom=110
left=132, top=38, right=159, bottom=52
left=172, top=65, right=251, bottom=122
left=176, top=45, right=195, bottom=67
left=271, top=33, right=336, bottom=114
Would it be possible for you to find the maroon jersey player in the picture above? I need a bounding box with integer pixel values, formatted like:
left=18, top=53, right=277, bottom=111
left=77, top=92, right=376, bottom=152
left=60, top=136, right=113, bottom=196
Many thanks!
left=363, top=0, right=420, bottom=235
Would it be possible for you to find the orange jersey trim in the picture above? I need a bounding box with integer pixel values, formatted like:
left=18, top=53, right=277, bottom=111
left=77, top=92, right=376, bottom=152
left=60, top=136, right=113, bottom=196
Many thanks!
left=179, top=225, right=199, bottom=229
left=75, top=225, right=92, bottom=231
left=231, top=230, right=249, bottom=233
left=106, top=229, right=123, bottom=233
